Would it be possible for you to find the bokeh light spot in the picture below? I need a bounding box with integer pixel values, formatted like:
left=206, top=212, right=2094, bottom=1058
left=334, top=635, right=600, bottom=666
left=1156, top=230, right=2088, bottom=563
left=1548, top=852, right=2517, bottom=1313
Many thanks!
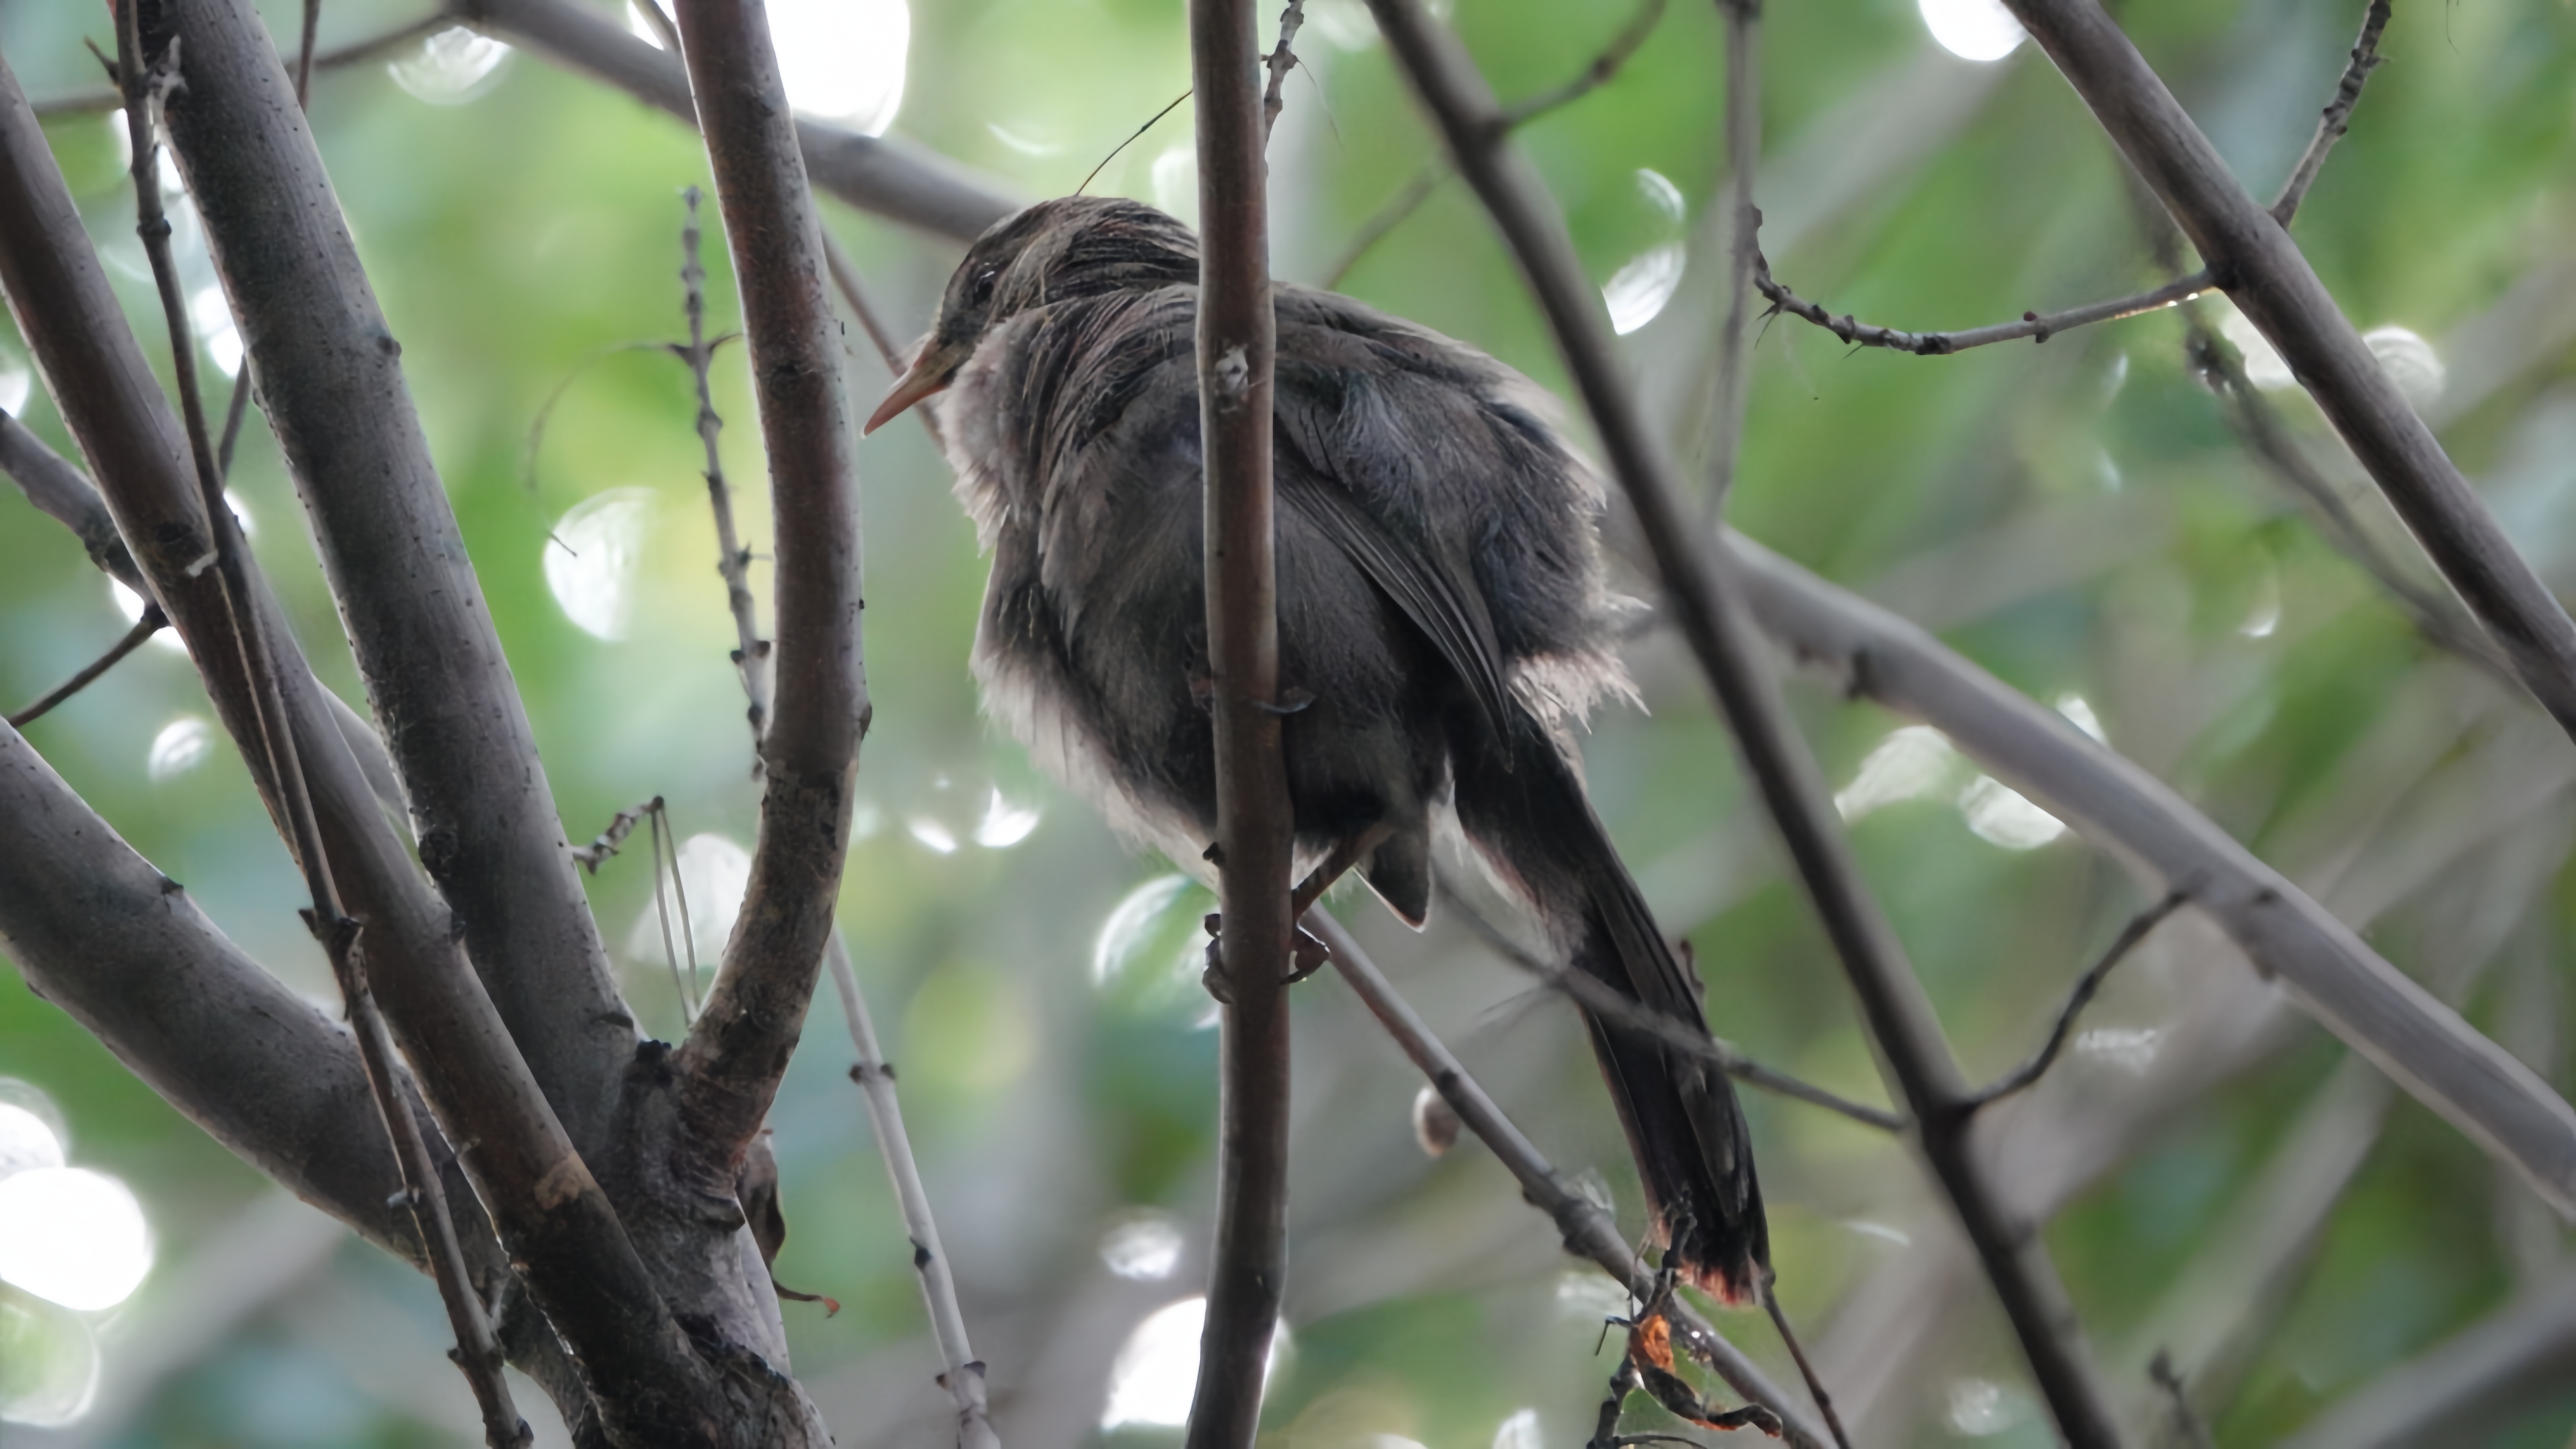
left=0, top=1168, right=152, bottom=1312
left=543, top=488, right=653, bottom=641
left=147, top=717, right=214, bottom=783
left=1919, top=0, right=2026, bottom=61
left=388, top=28, right=513, bottom=106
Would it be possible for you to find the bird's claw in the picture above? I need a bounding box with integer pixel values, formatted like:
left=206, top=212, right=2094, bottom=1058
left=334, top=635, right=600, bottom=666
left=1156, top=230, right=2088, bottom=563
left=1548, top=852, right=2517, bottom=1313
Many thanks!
left=1197, top=913, right=1329, bottom=994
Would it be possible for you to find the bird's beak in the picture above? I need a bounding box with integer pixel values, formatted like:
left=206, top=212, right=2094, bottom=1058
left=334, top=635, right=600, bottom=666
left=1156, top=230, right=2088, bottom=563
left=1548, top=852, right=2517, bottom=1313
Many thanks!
left=864, top=344, right=961, bottom=436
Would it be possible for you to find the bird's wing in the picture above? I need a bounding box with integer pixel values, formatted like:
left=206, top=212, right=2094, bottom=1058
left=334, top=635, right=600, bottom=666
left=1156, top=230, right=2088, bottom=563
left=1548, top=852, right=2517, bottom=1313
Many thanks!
left=1273, top=465, right=1512, bottom=741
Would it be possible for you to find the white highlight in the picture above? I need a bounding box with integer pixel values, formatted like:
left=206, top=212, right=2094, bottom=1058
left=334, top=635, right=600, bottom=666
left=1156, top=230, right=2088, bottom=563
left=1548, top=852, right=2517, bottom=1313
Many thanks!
left=1946, top=1377, right=2027, bottom=1435
left=1492, top=1409, right=1544, bottom=1449
left=0, top=1168, right=152, bottom=1311
left=0, top=1105, right=65, bottom=1182
left=2076, top=1025, right=2163, bottom=1072
left=2242, top=569, right=2281, bottom=639
left=1099, top=1212, right=1184, bottom=1281
left=1918, top=0, right=2026, bottom=61
left=1605, top=246, right=1686, bottom=336
left=146, top=717, right=213, bottom=782
left=768, top=0, right=911, bottom=134
left=0, top=349, right=29, bottom=415
left=2218, top=303, right=2296, bottom=390
left=1959, top=775, right=2066, bottom=850
left=1100, top=1297, right=1286, bottom=1429
left=973, top=789, right=1042, bottom=848
left=1093, top=875, right=1194, bottom=987
left=2362, top=325, right=2445, bottom=409
left=626, top=832, right=753, bottom=968
left=189, top=286, right=242, bottom=379
left=543, top=488, right=653, bottom=641
left=388, top=28, right=513, bottom=106
left=1836, top=724, right=1962, bottom=821
left=0, top=1293, right=99, bottom=1427
left=2054, top=693, right=2104, bottom=743
left=906, top=817, right=959, bottom=854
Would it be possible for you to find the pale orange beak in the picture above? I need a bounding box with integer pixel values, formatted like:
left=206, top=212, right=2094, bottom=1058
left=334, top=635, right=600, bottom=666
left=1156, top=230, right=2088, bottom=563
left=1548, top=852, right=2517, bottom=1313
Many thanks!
left=864, top=346, right=958, bottom=436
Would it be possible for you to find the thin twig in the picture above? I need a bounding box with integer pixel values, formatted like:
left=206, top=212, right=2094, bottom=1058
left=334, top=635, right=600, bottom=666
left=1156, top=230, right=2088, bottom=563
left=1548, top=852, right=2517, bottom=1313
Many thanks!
left=215, top=371, right=253, bottom=481
left=676, top=185, right=773, bottom=761
left=296, top=0, right=323, bottom=106
left=1704, top=0, right=1761, bottom=513
left=1440, top=872, right=1903, bottom=1131
left=2149, top=1353, right=2217, bottom=1449
left=7, top=607, right=165, bottom=727
left=2269, top=0, right=2391, bottom=225
left=1186, top=1, right=1295, bottom=1444
left=1260, top=1, right=1305, bottom=141
left=31, top=12, right=448, bottom=117
left=1762, top=1288, right=1852, bottom=1449
left=632, top=0, right=684, bottom=56
left=2003, top=0, right=2576, bottom=746
left=571, top=795, right=659, bottom=871
left=1957, top=890, right=2186, bottom=1111
left=1364, top=4, right=2126, bottom=1442
left=1311, top=912, right=1831, bottom=1449
left=1320, top=0, right=1664, bottom=288
left=826, top=932, right=1000, bottom=1449
left=2182, top=314, right=2513, bottom=682
left=1754, top=247, right=2214, bottom=356
left=111, top=20, right=526, bottom=1445
left=820, top=227, right=945, bottom=450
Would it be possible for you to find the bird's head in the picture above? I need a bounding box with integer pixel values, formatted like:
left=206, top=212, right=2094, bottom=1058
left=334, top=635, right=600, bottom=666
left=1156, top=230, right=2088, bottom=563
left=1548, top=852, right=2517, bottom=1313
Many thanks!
left=865, top=196, right=1200, bottom=434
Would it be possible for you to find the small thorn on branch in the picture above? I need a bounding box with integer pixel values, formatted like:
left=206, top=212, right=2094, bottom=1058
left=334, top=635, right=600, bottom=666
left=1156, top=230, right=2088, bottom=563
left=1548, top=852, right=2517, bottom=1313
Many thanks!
left=1753, top=247, right=2215, bottom=359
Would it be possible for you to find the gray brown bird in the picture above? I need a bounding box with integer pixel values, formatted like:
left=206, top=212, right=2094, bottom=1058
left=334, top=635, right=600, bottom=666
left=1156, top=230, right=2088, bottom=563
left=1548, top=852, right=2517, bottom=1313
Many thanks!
left=867, top=196, right=1769, bottom=1302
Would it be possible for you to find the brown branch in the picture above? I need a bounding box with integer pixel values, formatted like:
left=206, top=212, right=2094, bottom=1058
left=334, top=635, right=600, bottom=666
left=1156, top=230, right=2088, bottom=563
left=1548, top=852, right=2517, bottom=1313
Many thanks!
left=112, top=13, right=522, bottom=1438
left=7, top=606, right=164, bottom=727
left=677, top=186, right=774, bottom=758
left=1705, top=0, right=1760, bottom=511
left=1725, top=530, right=2576, bottom=1213
left=1754, top=249, right=2214, bottom=355
left=1319, top=0, right=1663, bottom=288
left=1260, top=1, right=1305, bottom=141
left=153, top=0, right=635, bottom=1163
left=0, top=410, right=144, bottom=588
left=2001, top=0, right=2576, bottom=745
left=1361, top=3, right=2127, bottom=1442
left=1957, top=891, right=2185, bottom=1111
left=1438, top=872, right=1904, bottom=1131
left=2270, top=0, right=2391, bottom=225
left=2182, top=315, right=2513, bottom=681
left=1187, top=3, right=1295, bottom=1446
left=667, top=0, right=870, bottom=1190
left=449, top=0, right=1022, bottom=242
left=30, top=11, right=447, bottom=117
left=296, top=0, right=323, bottom=105
left=1310, top=912, right=1833, bottom=1449
left=826, top=932, right=1001, bottom=1449
left=0, top=34, right=726, bottom=1437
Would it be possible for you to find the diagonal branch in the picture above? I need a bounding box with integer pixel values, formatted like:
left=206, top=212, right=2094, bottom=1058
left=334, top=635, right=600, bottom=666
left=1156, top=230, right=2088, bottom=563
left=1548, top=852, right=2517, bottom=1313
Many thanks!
left=30, top=11, right=449, bottom=117
left=2269, top=0, right=2391, bottom=226
left=1725, top=532, right=2576, bottom=1215
left=7, top=606, right=165, bottom=728
left=1310, top=912, right=1831, bottom=1449
left=1187, top=3, right=1296, bottom=1446
left=1956, top=891, right=2184, bottom=1111
left=1705, top=0, right=1761, bottom=510
left=1363, top=4, right=2127, bottom=1442
left=152, top=0, right=635, bottom=1160
left=667, top=0, right=870, bottom=1187
left=2001, top=0, right=2576, bottom=745
left=449, top=0, right=1020, bottom=242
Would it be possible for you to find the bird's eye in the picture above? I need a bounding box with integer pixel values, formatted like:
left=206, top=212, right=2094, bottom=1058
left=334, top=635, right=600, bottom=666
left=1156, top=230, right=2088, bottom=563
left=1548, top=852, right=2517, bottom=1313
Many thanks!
left=969, top=266, right=1000, bottom=305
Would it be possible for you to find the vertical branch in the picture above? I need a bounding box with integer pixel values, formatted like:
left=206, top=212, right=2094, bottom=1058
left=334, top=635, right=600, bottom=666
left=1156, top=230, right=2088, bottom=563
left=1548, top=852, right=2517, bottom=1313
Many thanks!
left=678, top=186, right=774, bottom=758
left=1704, top=0, right=1760, bottom=511
left=1359, top=3, right=2126, bottom=1443
left=1188, top=0, right=1293, bottom=1446
left=668, top=0, right=869, bottom=1176
left=108, top=19, right=524, bottom=1443
left=826, top=934, right=1001, bottom=1449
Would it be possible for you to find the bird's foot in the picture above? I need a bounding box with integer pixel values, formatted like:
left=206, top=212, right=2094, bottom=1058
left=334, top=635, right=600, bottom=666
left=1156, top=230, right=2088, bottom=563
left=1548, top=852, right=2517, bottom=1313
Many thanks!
left=1197, top=913, right=1333, bottom=996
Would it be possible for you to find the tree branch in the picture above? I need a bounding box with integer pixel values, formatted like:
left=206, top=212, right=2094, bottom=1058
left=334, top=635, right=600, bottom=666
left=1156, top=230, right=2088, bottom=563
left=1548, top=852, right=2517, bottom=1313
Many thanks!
left=448, top=0, right=1021, bottom=242
left=2000, top=0, right=2576, bottom=745
left=1260, top=1, right=1304, bottom=141
left=1187, top=3, right=1295, bottom=1445
left=151, top=0, right=635, bottom=1161
left=0, top=41, right=727, bottom=1440
left=668, top=0, right=870, bottom=1189
left=1310, top=912, right=1831, bottom=1449
left=2272, top=1274, right=2576, bottom=1449
left=7, top=606, right=165, bottom=728
left=1724, top=531, right=2576, bottom=1214
left=1957, top=891, right=2185, bottom=1111
left=0, top=410, right=144, bottom=588
left=30, top=11, right=449, bottom=117
left=1362, top=4, right=2126, bottom=1441
left=677, top=186, right=774, bottom=760
left=2269, top=0, right=2391, bottom=226
left=1754, top=250, right=2213, bottom=355
left=1320, top=0, right=1664, bottom=288
left=826, top=932, right=1000, bottom=1449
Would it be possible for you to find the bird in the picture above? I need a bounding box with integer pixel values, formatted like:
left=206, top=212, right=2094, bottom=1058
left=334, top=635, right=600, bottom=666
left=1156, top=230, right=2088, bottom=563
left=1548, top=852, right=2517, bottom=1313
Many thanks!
left=865, top=195, right=1769, bottom=1304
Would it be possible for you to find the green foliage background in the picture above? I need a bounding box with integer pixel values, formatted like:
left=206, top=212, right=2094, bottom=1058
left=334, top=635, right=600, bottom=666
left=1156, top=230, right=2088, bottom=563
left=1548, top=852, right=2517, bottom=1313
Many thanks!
left=2, top=0, right=2574, bottom=1444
